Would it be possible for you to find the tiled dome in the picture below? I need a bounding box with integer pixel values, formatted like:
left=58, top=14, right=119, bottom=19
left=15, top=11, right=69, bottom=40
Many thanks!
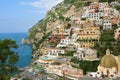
left=100, top=49, right=117, bottom=68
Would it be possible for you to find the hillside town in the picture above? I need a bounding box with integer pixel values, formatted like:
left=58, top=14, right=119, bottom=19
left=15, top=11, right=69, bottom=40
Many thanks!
left=11, top=0, right=120, bottom=80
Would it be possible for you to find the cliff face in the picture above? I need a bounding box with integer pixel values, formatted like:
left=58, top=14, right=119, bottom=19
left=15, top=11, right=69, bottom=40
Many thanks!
left=28, top=0, right=98, bottom=54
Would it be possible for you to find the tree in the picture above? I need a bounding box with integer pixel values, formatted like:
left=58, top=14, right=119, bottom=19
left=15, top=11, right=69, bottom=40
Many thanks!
left=0, top=39, right=19, bottom=80
left=71, top=57, right=79, bottom=63
left=79, top=60, right=100, bottom=75
left=99, top=0, right=115, bottom=3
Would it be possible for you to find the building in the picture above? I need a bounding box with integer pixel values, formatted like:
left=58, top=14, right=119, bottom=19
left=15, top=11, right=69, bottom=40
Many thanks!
left=77, top=26, right=100, bottom=48
left=112, top=16, right=120, bottom=25
left=114, top=27, right=120, bottom=40
left=103, top=7, right=112, bottom=16
left=44, top=48, right=65, bottom=57
left=88, top=12, right=104, bottom=20
left=62, top=67, right=83, bottom=78
left=89, top=2, right=99, bottom=11
left=79, top=41, right=95, bottom=48
left=94, top=19, right=103, bottom=26
left=103, top=19, right=112, bottom=30
left=82, top=20, right=94, bottom=28
left=45, top=62, right=66, bottom=74
left=99, top=2, right=109, bottom=11
left=97, top=49, right=119, bottom=78
left=74, top=48, right=97, bottom=60
left=57, top=38, right=74, bottom=48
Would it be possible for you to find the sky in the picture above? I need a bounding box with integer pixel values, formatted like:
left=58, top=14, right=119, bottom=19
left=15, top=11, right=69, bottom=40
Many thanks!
left=0, top=0, right=63, bottom=33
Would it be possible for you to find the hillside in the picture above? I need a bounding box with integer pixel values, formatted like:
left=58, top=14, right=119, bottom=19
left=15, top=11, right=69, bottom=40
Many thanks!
left=28, top=0, right=89, bottom=53
left=28, top=0, right=120, bottom=57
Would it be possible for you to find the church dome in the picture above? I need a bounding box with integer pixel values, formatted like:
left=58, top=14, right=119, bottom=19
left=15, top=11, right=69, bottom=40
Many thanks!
left=100, top=49, right=117, bottom=68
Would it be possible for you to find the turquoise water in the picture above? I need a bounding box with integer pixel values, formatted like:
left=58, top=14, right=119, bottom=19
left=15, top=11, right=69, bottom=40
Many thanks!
left=42, top=56, right=53, bottom=60
left=0, top=32, right=32, bottom=68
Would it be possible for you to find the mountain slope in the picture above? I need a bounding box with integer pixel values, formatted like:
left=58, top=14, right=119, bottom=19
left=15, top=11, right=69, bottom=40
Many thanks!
left=28, top=0, right=89, bottom=54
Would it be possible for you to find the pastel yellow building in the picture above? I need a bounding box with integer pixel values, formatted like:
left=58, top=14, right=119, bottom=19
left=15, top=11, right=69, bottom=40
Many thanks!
left=82, top=20, right=94, bottom=28
left=78, top=26, right=100, bottom=40
left=77, top=26, right=100, bottom=48
left=79, top=41, right=95, bottom=48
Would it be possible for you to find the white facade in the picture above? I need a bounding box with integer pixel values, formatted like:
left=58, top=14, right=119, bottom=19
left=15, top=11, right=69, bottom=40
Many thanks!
left=81, top=11, right=89, bottom=18
left=88, top=12, right=104, bottom=20
left=82, top=11, right=104, bottom=20
left=73, top=48, right=97, bottom=60
left=45, top=48, right=65, bottom=57
left=112, top=9, right=120, bottom=16
left=94, top=19, right=103, bottom=26
left=103, top=19, right=112, bottom=30
left=88, top=72, right=98, bottom=77
left=103, top=7, right=112, bottom=16
left=99, top=2, right=109, bottom=11
left=57, top=38, right=73, bottom=48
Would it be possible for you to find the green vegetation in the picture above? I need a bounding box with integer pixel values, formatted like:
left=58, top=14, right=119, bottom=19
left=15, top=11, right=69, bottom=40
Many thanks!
left=75, top=1, right=83, bottom=8
left=0, top=39, right=19, bottom=80
left=71, top=57, right=79, bottom=63
left=49, top=42, right=57, bottom=47
left=95, top=26, right=120, bottom=57
left=29, top=0, right=86, bottom=52
left=81, top=18, right=86, bottom=20
left=115, top=6, right=120, bottom=11
left=70, top=58, right=100, bottom=75
left=35, top=32, right=52, bottom=50
left=84, top=1, right=91, bottom=6
left=64, top=0, right=85, bottom=8
left=99, top=0, right=115, bottom=3
left=64, top=0, right=76, bottom=4
left=79, top=60, right=100, bottom=75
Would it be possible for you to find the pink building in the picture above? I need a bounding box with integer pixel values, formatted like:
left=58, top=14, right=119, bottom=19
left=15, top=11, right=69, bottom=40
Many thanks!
left=62, top=68, right=83, bottom=78
left=114, top=28, right=120, bottom=40
left=89, top=2, right=99, bottom=11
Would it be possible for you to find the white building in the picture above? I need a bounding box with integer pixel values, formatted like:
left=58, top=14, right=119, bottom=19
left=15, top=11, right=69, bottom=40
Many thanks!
left=57, top=38, right=74, bottom=48
left=82, top=11, right=104, bottom=20
left=88, top=12, right=104, bottom=20
left=103, top=19, right=112, bottom=30
left=94, top=19, right=103, bottom=26
left=99, top=2, right=109, bottom=11
left=103, top=7, right=113, bottom=16
left=88, top=72, right=98, bottom=77
left=81, top=10, right=89, bottom=18
left=73, top=48, right=97, bottom=60
left=45, top=48, right=65, bottom=57
left=112, top=8, right=120, bottom=17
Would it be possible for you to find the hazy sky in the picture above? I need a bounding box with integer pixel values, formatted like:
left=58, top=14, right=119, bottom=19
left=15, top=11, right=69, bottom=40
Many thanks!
left=0, top=0, right=63, bottom=33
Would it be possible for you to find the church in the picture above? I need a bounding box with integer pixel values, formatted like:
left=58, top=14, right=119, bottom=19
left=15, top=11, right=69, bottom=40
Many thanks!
left=97, top=49, right=120, bottom=78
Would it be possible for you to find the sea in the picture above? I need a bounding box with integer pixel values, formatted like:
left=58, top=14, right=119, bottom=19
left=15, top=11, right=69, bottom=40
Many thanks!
left=0, top=32, right=32, bottom=68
